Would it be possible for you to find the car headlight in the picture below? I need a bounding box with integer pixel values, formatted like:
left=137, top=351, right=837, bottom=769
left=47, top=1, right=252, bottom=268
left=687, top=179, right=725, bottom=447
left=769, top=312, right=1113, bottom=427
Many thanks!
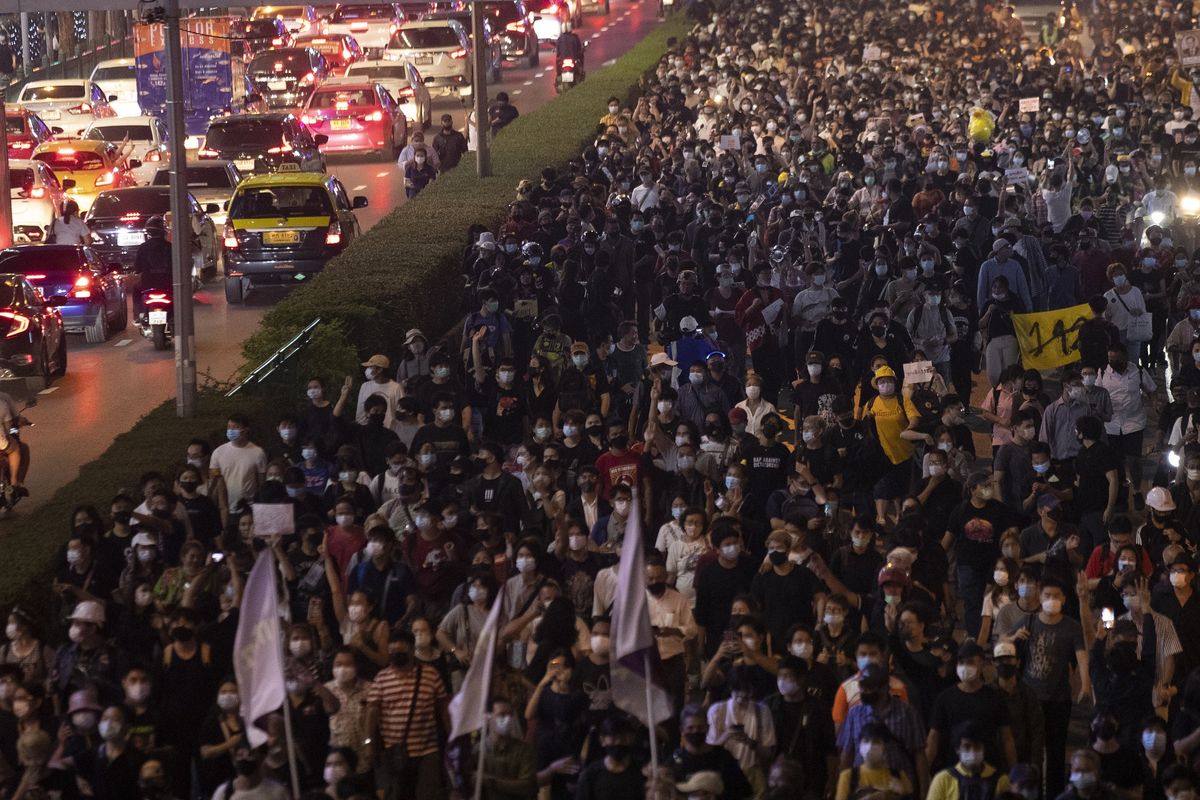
left=1183, top=195, right=1200, bottom=216
left=1150, top=210, right=1167, bottom=225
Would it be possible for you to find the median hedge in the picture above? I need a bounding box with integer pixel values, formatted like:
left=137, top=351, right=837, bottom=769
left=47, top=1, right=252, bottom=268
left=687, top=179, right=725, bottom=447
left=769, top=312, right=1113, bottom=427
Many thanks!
left=241, top=13, right=692, bottom=383
left=0, top=15, right=690, bottom=607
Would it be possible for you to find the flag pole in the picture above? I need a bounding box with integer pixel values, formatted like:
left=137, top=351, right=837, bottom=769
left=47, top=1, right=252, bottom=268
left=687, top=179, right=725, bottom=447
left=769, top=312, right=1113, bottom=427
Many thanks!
left=643, top=650, right=659, bottom=777
left=473, top=713, right=489, bottom=800
left=269, top=548, right=303, bottom=800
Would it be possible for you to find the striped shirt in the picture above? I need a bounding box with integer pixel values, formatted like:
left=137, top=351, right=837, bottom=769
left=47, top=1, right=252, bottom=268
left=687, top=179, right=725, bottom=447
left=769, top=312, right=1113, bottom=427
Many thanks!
left=367, top=664, right=447, bottom=756
left=836, top=698, right=926, bottom=775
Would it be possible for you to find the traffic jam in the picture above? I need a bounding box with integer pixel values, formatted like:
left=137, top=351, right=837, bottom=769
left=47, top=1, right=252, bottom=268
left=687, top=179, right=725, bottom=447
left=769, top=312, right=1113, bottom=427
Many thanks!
left=0, top=0, right=600, bottom=380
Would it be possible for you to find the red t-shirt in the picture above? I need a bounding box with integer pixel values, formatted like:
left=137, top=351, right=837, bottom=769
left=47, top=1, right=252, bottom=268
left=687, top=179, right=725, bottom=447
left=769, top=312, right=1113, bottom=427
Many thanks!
left=595, top=445, right=643, bottom=500
left=402, top=530, right=467, bottom=602
left=325, top=525, right=365, bottom=583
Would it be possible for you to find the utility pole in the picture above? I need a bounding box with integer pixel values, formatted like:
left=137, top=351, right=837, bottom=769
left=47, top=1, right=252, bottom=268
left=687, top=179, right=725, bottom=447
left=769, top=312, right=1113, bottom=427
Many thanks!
left=19, top=12, right=29, bottom=77
left=0, top=99, right=11, bottom=251
left=470, top=0, right=490, bottom=177
left=163, top=0, right=196, bottom=417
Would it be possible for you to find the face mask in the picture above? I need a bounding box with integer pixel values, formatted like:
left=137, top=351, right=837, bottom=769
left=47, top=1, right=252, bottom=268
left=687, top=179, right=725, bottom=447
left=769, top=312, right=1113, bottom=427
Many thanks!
left=516, top=556, right=535, bottom=574
left=993, top=569, right=1009, bottom=587
left=72, top=712, right=97, bottom=731
left=137, top=548, right=156, bottom=563
left=1071, top=772, right=1097, bottom=791
left=790, top=641, right=812, bottom=660
left=434, top=366, right=450, bottom=379
left=1171, top=571, right=1191, bottom=588
left=877, top=381, right=895, bottom=396
left=1042, top=598, right=1062, bottom=615
left=568, top=533, right=588, bottom=552
left=437, top=408, right=455, bottom=422
left=777, top=677, right=799, bottom=696
left=290, top=640, right=312, bottom=658
left=1143, top=730, right=1165, bottom=752
left=217, top=692, right=240, bottom=711
left=1113, top=274, right=1128, bottom=287
left=957, top=664, right=979, bottom=683
left=720, top=544, right=739, bottom=560
left=744, top=385, right=761, bottom=400
left=126, top=683, right=150, bottom=703
left=336, top=514, right=355, bottom=528
left=590, top=634, right=610, bottom=656
left=959, top=748, right=983, bottom=769
left=68, top=624, right=85, bottom=643
left=226, top=428, right=241, bottom=443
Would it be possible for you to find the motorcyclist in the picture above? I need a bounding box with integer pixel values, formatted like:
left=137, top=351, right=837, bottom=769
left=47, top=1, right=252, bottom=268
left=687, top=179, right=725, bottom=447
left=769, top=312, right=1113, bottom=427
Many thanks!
left=0, top=390, right=26, bottom=497
left=555, top=28, right=584, bottom=81
left=132, top=215, right=172, bottom=323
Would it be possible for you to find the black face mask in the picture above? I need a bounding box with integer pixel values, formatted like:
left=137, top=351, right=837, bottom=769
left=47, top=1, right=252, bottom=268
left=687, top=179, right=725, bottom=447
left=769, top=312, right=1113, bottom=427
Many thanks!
left=139, top=778, right=167, bottom=799
left=604, top=744, right=629, bottom=761
left=610, top=434, right=629, bottom=450
left=170, top=626, right=194, bottom=643
left=585, top=424, right=604, bottom=438
left=368, top=414, right=386, bottom=426
left=648, top=582, right=667, bottom=597
left=234, top=758, right=258, bottom=776
left=996, top=663, right=1018, bottom=679
left=113, top=511, right=133, bottom=525
left=178, top=481, right=199, bottom=493
left=390, top=651, right=412, bottom=668
left=870, top=325, right=887, bottom=337
left=705, top=423, right=723, bottom=438
left=768, top=550, right=789, bottom=566
left=684, top=731, right=707, bottom=748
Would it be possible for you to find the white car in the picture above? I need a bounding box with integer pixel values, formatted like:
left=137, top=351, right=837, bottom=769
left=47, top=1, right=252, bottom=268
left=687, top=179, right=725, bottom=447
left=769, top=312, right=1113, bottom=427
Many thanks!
left=152, top=160, right=244, bottom=229
left=17, top=80, right=117, bottom=135
left=9, top=159, right=69, bottom=244
left=250, top=5, right=323, bottom=35
left=82, top=116, right=170, bottom=186
left=383, top=19, right=472, bottom=97
left=89, top=58, right=140, bottom=117
left=343, top=59, right=432, bottom=129
left=323, top=4, right=402, bottom=55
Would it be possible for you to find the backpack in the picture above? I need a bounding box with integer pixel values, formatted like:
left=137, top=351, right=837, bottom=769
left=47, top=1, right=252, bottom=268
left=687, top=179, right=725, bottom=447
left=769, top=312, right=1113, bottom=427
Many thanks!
left=910, top=383, right=941, bottom=422
left=912, top=302, right=954, bottom=341
left=949, top=765, right=1002, bottom=800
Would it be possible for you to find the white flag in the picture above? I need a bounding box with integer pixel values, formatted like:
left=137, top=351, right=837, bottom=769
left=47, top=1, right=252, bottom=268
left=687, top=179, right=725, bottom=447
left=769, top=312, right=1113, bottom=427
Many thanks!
left=448, top=585, right=507, bottom=741
left=610, top=491, right=673, bottom=728
left=234, top=550, right=287, bottom=747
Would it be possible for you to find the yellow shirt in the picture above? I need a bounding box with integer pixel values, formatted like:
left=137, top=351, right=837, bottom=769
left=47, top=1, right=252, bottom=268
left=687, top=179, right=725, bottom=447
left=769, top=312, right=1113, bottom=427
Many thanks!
left=835, top=765, right=912, bottom=800
left=926, top=764, right=1010, bottom=800
left=868, top=395, right=914, bottom=465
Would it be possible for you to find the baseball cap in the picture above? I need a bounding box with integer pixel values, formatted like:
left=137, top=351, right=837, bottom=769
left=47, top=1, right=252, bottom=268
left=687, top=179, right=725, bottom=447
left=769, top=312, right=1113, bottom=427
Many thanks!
left=569, top=341, right=589, bottom=355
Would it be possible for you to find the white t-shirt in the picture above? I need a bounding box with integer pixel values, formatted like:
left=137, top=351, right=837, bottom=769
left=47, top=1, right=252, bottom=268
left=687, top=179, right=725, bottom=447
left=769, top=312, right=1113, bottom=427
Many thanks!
left=210, top=441, right=268, bottom=511
left=356, top=378, right=405, bottom=427
left=211, top=778, right=290, bottom=800
left=51, top=216, right=90, bottom=245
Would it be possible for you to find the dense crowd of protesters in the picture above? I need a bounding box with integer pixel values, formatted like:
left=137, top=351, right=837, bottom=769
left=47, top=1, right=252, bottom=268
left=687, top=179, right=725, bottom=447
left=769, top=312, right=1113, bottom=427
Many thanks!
left=21, top=0, right=1200, bottom=798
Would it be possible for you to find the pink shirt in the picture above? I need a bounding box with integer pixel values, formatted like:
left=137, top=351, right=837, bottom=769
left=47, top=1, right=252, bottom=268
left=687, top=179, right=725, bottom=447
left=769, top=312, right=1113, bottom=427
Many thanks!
left=981, top=386, right=1014, bottom=447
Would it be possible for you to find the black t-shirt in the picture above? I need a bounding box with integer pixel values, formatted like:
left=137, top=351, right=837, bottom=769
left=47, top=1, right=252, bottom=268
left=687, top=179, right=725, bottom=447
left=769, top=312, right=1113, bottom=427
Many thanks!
left=477, top=378, right=527, bottom=445
left=694, top=557, right=757, bottom=657
left=416, top=378, right=465, bottom=421
left=670, top=746, right=753, bottom=800
left=915, top=476, right=963, bottom=537
left=829, top=545, right=884, bottom=597
left=740, top=440, right=790, bottom=517
left=929, top=684, right=1012, bottom=770
left=750, top=565, right=822, bottom=648
left=1075, top=441, right=1121, bottom=512
left=793, top=442, right=842, bottom=487
left=560, top=439, right=602, bottom=480
left=575, top=761, right=645, bottom=800
left=410, top=423, right=470, bottom=468
left=946, top=500, right=1015, bottom=569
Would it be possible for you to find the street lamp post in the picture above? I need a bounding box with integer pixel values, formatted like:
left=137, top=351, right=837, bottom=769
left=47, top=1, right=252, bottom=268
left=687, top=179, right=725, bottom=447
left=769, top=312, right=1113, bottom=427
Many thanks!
left=471, top=0, right=491, bottom=177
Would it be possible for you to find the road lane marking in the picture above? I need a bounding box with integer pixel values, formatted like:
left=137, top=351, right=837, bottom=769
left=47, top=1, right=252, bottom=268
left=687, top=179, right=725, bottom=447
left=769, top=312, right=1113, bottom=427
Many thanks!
left=534, top=72, right=544, bottom=78
left=38, top=386, right=58, bottom=395
left=603, top=58, right=617, bottom=66
left=590, top=33, right=601, bottom=38
left=523, top=80, right=533, bottom=85
left=512, top=89, right=522, bottom=95
left=115, top=338, right=132, bottom=347
left=375, top=171, right=390, bottom=177
left=353, top=185, right=367, bottom=191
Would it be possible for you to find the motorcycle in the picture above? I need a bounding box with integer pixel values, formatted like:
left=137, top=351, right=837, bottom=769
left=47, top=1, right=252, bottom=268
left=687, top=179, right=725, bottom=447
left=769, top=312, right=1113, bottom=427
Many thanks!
left=555, top=55, right=582, bottom=94
left=0, top=398, right=34, bottom=516
left=138, top=287, right=174, bottom=350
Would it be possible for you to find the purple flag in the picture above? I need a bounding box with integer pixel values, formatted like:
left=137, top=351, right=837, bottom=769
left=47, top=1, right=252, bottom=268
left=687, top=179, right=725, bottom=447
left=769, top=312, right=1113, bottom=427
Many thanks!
left=234, top=550, right=287, bottom=747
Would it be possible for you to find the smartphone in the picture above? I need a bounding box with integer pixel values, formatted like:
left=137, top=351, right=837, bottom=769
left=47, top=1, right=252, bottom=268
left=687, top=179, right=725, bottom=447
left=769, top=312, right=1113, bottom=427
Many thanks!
left=211, top=552, right=225, bottom=563
left=1102, top=607, right=1115, bottom=629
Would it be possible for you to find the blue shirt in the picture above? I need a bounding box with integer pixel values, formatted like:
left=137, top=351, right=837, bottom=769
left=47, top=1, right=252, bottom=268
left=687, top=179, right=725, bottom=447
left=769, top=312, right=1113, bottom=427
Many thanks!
left=976, top=256, right=1032, bottom=311
left=836, top=697, right=926, bottom=774
left=347, top=559, right=416, bottom=625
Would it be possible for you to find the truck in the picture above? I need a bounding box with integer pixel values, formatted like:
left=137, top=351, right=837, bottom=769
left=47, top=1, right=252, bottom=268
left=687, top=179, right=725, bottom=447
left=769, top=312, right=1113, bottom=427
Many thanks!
left=134, top=17, right=248, bottom=144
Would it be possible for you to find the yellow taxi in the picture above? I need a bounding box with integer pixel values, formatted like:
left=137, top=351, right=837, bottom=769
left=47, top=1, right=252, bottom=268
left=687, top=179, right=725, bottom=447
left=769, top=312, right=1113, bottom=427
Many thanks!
left=31, top=139, right=140, bottom=214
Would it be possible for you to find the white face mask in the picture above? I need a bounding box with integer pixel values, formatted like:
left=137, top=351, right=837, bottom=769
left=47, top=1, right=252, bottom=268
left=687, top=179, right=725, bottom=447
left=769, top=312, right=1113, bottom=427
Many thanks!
left=569, top=534, right=587, bottom=552
left=516, top=556, right=535, bottom=574
left=956, top=664, right=979, bottom=682
left=335, top=514, right=355, bottom=528
left=333, top=666, right=357, bottom=685
left=289, top=640, right=312, bottom=658
left=993, top=569, right=1009, bottom=587
left=492, top=714, right=516, bottom=737
left=468, top=586, right=487, bottom=604
left=1042, top=598, right=1062, bottom=615
left=590, top=635, right=610, bottom=656
left=347, top=604, right=367, bottom=622
left=217, top=692, right=240, bottom=712
left=790, top=641, right=812, bottom=660
left=720, top=543, right=739, bottom=560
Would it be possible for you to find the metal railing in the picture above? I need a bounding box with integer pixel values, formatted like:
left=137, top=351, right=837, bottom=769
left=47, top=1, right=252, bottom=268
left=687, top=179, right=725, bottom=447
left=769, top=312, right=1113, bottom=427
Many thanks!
left=225, top=317, right=323, bottom=397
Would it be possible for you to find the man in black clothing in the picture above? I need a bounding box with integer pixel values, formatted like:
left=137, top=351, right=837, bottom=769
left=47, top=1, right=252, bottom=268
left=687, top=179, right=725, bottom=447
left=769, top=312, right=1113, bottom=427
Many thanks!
left=410, top=393, right=470, bottom=469
left=132, top=215, right=172, bottom=322
left=574, top=715, right=645, bottom=799
left=0, top=32, right=17, bottom=84
left=488, top=91, right=519, bottom=135
left=766, top=657, right=835, bottom=799
left=431, top=114, right=468, bottom=171
left=693, top=522, right=756, bottom=657
left=671, top=704, right=752, bottom=799
left=345, top=395, right=400, bottom=477
left=926, top=641, right=1017, bottom=772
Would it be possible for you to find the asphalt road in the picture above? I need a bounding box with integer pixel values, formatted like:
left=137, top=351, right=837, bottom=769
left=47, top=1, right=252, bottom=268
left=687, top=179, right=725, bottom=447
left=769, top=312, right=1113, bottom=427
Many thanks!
left=15, top=0, right=666, bottom=511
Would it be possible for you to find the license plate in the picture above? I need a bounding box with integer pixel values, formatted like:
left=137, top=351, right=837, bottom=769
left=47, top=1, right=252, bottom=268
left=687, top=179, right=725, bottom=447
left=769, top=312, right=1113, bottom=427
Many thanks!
left=118, top=231, right=145, bottom=247
left=263, top=230, right=301, bottom=245
left=330, top=118, right=352, bottom=130
left=560, top=72, right=574, bottom=82
left=40, top=109, right=60, bottom=119
left=148, top=310, right=167, bottom=325
left=415, top=55, right=434, bottom=65
left=277, top=162, right=300, bottom=171
left=235, top=158, right=256, bottom=171
left=267, top=80, right=288, bottom=91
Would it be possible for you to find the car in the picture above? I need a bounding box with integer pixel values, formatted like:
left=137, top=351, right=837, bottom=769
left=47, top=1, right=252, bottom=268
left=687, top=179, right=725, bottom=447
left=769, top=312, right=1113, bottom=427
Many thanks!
left=343, top=59, right=432, bottom=129
left=482, top=0, right=539, bottom=65
left=420, top=9, right=502, bottom=81
left=530, top=0, right=574, bottom=44
left=322, top=4, right=402, bottom=56
left=82, top=116, right=171, bottom=186
left=32, top=139, right=140, bottom=214
left=222, top=172, right=367, bottom=303
left=89, top=58, right=140, bottom=117
left=0, top=245, right=126, bottom=344
left=236, top=18, right=294, bottom=54
left=16, top=80, right=117, bottom=135
left=6, top=108, right=56, bottom=162
left=199, top=113, right=327, bottom=176
left=9, top=160, right=70, bottom=244
left=0, top=274, right=67, bottom=382
left=251, top=5, right=323, bottom=35
left=384, top=19, right=472, bottom=98
left=245, top=47, right=331, bottom=110
left=151, top=160, right=244, bottom=229
left=293, top=33, right=364, bottom=75
left=84, top=187, right=220, bottom=276
left=302, top=80, right=407, bottom=157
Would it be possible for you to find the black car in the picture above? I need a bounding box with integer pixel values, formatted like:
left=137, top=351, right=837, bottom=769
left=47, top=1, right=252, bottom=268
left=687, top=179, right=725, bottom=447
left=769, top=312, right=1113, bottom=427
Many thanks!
left=85, top=187, right=220, bottom=273
left=236, top=18, right=293, bottom=56
left=199, top=113, right=327, bottom=176
left=483, top=0, right=539, bottom=66
left=244, top=47, right=330, bottom=110
left=0, top=274, right=66, bottom=383
left=0, top=246, right=126, bottom=344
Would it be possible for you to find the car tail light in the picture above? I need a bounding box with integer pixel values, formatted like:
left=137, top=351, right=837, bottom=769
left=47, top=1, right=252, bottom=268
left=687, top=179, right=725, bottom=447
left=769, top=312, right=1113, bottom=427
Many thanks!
left=70, top=274, right=91, bottom=299
left=95, top=169, right=116, bottom=187
left=120, top=211, right=141, bottom=222
left=450, top=48, right=468, bottom=59
left=351, top=22, right=369, bottom=31
left=198, top=147, right=218, bottom=158
left=146, top=150, right=162, bottom=162
left=223, top=221, right=238, bottom=249
left=312, top=37, right=327, bottom=44
left=146, top=292, right=170, bottom=305
left=506, top=20, right=525, bottom=31
left=272, top=38, right=284, bottom=46
left=562, top=58, right=575, bottom=68
left=24, top=274, right=45, bottom=281
left=266, top=141, right=295, bottom=154
left=397, top=87, right=414, bottom=99
left=68, top=102, right=93, bottom=115
left=365, top=110, right=383, bottom=121
left=29, top=187, right=45, bottom=199
left=0, top=311, right=29, bottom=338
left=325, top=219, right=342, bottom=245
left=58, top=147, right=76, bottom=155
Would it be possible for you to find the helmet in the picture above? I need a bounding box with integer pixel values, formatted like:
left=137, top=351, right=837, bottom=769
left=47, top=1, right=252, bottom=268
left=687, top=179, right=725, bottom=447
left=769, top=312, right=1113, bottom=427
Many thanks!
left=1146, top=486, right=1176, bottom=512
left=521, top=241, right=544, bottom=259
left=581, top=229, right=599, bottom=245
left=144, top=215, right=166, bottom=237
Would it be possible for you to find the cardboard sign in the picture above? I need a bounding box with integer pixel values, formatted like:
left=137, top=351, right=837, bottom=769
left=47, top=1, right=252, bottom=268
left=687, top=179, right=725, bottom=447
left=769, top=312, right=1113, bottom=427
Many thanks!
left=862, top=45, right=882, bottom=62
left=252, top=503, right=295, bottom=537
left=719, top=134, right=741, bottom=151
left=1018, top=97, right=1041, bottom=114
left=1004, top=167, right=1031, bottom=184
left=1179, top=30, right=1200, bottom=67
left=903, top=360, right=935, bottom=383
left=906, top=113, right=926, bottom=128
